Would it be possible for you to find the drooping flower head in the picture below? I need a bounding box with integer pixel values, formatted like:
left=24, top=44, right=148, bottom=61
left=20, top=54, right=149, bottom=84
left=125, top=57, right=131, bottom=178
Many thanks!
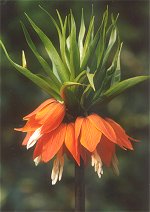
left=1, top=6, right=148, bottom=185
left=15, top=98, right=137, bottom=184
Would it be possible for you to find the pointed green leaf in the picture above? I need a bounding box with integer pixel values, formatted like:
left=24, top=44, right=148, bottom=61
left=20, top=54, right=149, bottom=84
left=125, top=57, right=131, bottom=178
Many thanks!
left=106, top=13, right=119, bottom=38
left=65, top=35, right=71, bottom=70
left=56, top=10, right=69, bottom=69
left=90, top=8, right=108, bottom=72
left=90, top=76, right=149, bottom=108
left=93, top=41, right=122, bottom=99
left=104, top=76, right=149, bottom=98
left=101, top=26, right=117, bottom=69
left=39, top=6, right=62, bottom=38
left=25, top=13, right=70, bottom=82
left=0, top=40, right=61, bottom=99
left=36, top=74, right=60, bottom=94
left=94, top=10, right=117, bottom=89
left=86, top=72, right=95, bottom=91
left=80, top=26, right=100, bottom=71
left=56, top=9, right=64, bottom=30
left=97, top=7, right=108, bottom=69
left=90, top=5, right=94, bottom=41
left=21, top=22, right=61, bottom=89
left=66, top=35, right=70, bottom=51
left=78, top=9, right=85, bottom=60
left=39, top=6, right=69, bottom=71
left=60, top=81, right=86, bottom=99
left=81, top=16, right=95, bottom=65
left=21, top=22, right=52, bottom=75
left=52, top=62, right=61, bottom=82
left=111, top=42, right=123, bottom=85
left=75, top=70, right=86, bottom=83
left=70, top=11, right=80, bottom=78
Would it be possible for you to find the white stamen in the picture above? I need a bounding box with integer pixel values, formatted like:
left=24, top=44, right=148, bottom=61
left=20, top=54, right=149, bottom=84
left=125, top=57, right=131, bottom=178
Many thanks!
left=52, top=173, right=59, bottom=185
left=58, top=157, right=64, bottom=181
left=91, top=150, right=103, bottom=178
left=51, top=156, right=64, bottom=185
left=34, top=156, right=41, bottom=166
left=27, top=127, right=42, bottom=149
left=58, top=166, right=63, bottom=181
left=91, top=155, right=95, bottom=167
left=58, top=100, right=64, bottom=104
left=51, top=159, right=59, bottom=180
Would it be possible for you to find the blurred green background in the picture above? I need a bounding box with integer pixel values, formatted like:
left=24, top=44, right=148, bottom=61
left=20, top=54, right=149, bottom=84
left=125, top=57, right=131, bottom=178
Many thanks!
left=1, top=0, right=149, bottom=211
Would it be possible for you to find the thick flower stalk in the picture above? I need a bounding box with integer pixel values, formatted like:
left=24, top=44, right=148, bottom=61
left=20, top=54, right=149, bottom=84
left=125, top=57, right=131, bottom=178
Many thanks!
left=1, top=6, right=148, bottom=188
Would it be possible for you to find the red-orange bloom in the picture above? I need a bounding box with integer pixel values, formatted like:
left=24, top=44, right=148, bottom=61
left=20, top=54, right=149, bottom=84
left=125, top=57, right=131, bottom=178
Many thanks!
left=15, top=98, right=66, bottom=149
left=15, top=99, right=137, bottom=184
left=32, top=122, right=80, bottom=184
left=75, top=114, right=136, bottom=178
left=15, top=99, right=80, bottom=184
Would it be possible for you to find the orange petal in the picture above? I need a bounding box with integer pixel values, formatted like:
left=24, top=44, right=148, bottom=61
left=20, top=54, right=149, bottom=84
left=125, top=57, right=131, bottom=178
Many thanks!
left=22, top=131, right=33, bottom=146
left=41, top=103, right=65, bottom=134
left=106, top=118, right=133, bottom=150
left=41, top=124, right=67, bottom=162
left=65, top=123, right=80, bottom=165
left=80, top=118, right=102, bottom=152
left=129, top=136, right=140, bottom=142
left=97, top=135, right=116, bottom=167
left=88, top=114, right=116, bottom=143
left=75, top=116, right=84, bottom=140
left=15, top=116, right=41, bottom=132
left=35, top=102, right=58, bottom=124
left=33, top=138, right=44, bottom=159
left=23, top=98, right=56, bottom=120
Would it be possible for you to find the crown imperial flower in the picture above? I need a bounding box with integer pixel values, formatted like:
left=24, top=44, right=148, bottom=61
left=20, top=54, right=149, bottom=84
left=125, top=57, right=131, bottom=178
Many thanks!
left=1, top=6, right=148, bottom=186
left=15, top=98, right=136, bottom=184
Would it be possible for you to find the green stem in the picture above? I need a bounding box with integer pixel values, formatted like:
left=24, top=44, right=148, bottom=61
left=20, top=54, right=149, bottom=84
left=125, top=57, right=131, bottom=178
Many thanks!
left=75, top=158, right=85, bottom=212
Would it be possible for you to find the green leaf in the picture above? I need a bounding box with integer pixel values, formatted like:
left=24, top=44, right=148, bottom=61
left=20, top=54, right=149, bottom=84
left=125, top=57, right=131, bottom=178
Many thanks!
left=78, top=9, right=85, bottom=60
left=39, top=6, right=70, bottom=71
left=39, top=5, right=61, bottom=37
left=39, top=6, right=62, bottom=42
left=104, top=76, right=149, bottom=97
left=90, top=8, right=108, bottom=72
left=56, top=10, right=70, bottom=69
left=64, top=35, right=71, bottom=70
left=70, top=11, right=80, bottom=78
left=86, top=72, right=95, bottom=91
left=21, top=22, right=51, bottom=74
left=111, top=42, right=122, bottom=85
left=60, top=81, right=86, bottom=99
left=52, top=62, right=60, bottom=82
left=75, top=70, right=86, bottom=83
left=80, top=25, right=100, bottom=71
left=25, top=13, right=70, bottom=82
left=93, top=41, right=122, bottom=99
left=21, top=22, right=61, bottom=89
left=90, top=76, right=149, bottom=108
left=36, top=74, right=60, bottom=94
left=81, top=16, right=95, bottom=66
left=101, top=26, right=117, bottom=69
left=56, top=9, right=64, bottom=30
left=106, top=13, right=119, bottom=40
left=94, top=10, right=117, bottom=89
left=0, top=40, right=61, bottom=99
